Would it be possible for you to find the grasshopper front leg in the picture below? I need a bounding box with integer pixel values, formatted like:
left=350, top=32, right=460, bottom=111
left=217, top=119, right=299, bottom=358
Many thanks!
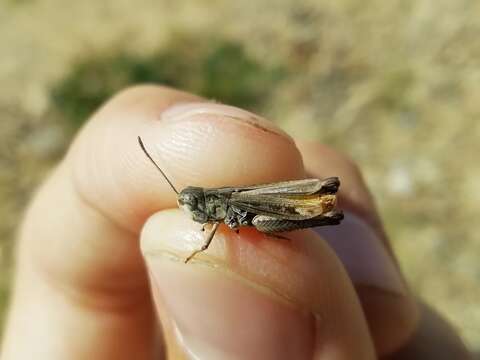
left=185, top=222, right=220, bottom=263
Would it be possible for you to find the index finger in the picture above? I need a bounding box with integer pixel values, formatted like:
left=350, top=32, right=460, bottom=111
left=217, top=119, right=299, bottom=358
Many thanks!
left=1, top=85, right=305, bottom=359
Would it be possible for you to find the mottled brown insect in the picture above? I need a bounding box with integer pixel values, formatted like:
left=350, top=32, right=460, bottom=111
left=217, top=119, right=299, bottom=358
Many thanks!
left=138, top=136, right=343, bottom=263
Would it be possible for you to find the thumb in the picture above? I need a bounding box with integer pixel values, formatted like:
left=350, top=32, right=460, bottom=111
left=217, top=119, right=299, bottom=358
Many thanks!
left=141, top=209, right=375, bottom=360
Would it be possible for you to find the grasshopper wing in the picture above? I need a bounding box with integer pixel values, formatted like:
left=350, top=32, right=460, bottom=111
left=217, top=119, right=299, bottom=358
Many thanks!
left=229, top=191, right=338, bottom=220
left=236, top=177, right=339, bottom=196
left=207, top=178, right=339, bottom=197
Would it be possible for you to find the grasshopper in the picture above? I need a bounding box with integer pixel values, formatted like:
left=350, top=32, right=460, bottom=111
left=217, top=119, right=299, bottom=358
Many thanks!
left=138, top=137, right=343, bottom=263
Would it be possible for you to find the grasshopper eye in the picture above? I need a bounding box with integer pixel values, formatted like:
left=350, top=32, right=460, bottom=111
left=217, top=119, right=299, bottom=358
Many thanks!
left=185, top=194, right=194, bottom=203
left=179, top=192, right=196, bottom=207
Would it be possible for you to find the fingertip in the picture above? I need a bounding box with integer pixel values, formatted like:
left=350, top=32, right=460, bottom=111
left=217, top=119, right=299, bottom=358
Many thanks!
left=140, top=101, right=304, bottom=189
left=71, top=93, right=304, bottom=233
left=141, top=210, right=317, bottom=359
left=141, top=209, right=375, bottom=359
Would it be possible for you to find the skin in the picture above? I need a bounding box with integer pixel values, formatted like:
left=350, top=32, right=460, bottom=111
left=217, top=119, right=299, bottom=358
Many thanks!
left=0, top=85, right=472, bottom=359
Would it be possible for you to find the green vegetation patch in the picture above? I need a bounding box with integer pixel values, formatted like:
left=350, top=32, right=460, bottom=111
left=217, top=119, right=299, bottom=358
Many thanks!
left=51, top=38, right=286, bottom=128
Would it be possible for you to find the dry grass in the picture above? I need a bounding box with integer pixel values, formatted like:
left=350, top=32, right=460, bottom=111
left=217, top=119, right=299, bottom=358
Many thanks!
left=0, top=0, right=479, bottom=351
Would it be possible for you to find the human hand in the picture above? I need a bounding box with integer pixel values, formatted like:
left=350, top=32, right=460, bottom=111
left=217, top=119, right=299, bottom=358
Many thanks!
left=1, top=86, right=471, bottom=359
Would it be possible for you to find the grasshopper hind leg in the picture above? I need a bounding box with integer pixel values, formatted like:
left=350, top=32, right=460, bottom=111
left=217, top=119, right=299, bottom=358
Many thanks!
left=252, top=211, right=344, bottom=234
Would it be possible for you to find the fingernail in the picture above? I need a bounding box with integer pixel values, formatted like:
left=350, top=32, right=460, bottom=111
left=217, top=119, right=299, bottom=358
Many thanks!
left=316, top=212, right=407, bottom=295
left=161, top=101, right=292, bottom=139
left=145, top=257, right=315, bottom=360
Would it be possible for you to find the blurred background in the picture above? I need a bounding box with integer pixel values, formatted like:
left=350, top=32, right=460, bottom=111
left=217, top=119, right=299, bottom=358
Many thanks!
left=0, top=0, right=479, bottom=353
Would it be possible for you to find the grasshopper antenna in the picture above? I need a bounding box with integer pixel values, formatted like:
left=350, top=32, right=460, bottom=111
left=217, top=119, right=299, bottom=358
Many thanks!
left=137, top=136, right=179, bottom=195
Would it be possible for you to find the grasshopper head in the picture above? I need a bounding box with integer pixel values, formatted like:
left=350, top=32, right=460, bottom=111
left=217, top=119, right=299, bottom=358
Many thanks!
left=177, top=187, right=208, bottom=223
